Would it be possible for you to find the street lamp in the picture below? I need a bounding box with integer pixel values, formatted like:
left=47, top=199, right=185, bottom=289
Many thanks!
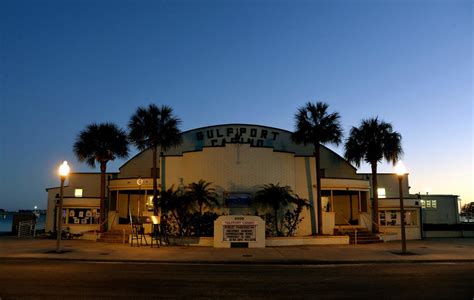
left=395, top=161, right=407, bottom=254
left=56, top=161, right=70, bottom=253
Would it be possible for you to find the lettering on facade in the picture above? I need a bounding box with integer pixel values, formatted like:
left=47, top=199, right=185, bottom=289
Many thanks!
left=195, top=126, right=280, bottom=148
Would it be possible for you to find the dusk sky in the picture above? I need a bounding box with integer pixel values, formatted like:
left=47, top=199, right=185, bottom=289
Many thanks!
left=1, top=0, right=472, bottom=211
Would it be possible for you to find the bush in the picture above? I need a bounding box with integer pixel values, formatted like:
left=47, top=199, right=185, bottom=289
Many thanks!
left=165, top=211, right=219, bottom=237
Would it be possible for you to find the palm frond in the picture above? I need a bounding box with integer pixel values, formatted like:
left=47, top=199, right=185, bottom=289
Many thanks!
left=128, top=104, right=183, bottom=152
left=291, top=101, right=343, bottom=148
left=344, top=117, right=403, bottom=166
left=73, top=122, right=129, bottom=169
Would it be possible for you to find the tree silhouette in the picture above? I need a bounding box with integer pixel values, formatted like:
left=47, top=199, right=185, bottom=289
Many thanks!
left=73, top=122, right=129, bottom=232
left=292, top=102, right=342, bottom=235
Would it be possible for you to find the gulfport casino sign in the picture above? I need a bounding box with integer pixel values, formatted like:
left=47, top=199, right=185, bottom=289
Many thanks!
left=194, top=125, right=281, bottom=147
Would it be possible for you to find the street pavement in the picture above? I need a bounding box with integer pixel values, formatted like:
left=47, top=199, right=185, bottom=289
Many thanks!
left=0, top=236, right=473, bottom=264
left=1, top=260, right=473, bottom=299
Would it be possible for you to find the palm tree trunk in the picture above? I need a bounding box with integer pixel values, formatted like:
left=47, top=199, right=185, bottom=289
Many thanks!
left=371, top=163, right=379, bottom=233
left=160, top=150, right=165, bottom=191
left=274, top=207, right=279, bottom=236
left=198, top=203, right=203, bottom=237
left=152, top=146, right=158, bottom=216
left=100, top=161, right=107, bottom=232
left=314, top=144, right=323, bottom=235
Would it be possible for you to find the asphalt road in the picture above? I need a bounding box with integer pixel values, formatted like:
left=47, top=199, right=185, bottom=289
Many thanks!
left=0, top=260, right=473, bottom=299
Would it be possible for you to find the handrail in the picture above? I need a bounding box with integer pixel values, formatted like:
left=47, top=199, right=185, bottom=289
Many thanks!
left=341, top=217, right=359, bottom=245
left=99, top=217, right=108, bottom=227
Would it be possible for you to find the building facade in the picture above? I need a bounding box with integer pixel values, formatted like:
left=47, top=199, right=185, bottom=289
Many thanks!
left=45, top=124, right=421, bottom=240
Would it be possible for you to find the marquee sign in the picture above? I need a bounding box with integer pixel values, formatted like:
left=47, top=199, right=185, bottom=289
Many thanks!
left=222, top=218, right=257, bottom=242
left=214, top=215, right=265, bottom=248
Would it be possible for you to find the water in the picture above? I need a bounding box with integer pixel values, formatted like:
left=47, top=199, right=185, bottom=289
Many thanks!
left=0, top=212, right=46, bottom=233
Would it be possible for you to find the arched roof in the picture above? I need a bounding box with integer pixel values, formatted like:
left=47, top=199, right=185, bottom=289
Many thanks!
left=120, top=123, right=356, bottom=171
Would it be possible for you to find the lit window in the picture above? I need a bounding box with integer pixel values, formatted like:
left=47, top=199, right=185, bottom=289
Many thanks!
left=421, top=199, right=437, bottom=209
left=377, top=188, right=386, bottom=198
left=146, top=196, right=154, bottom=211
left=74, top=189, right=83, bottom=197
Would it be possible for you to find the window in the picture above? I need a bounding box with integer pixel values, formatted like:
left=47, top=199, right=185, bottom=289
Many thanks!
left=377, top=188, right=386, bottom=198
left=146, top=196, right=154, bottom=212
left=421, top=199, right=437, bottom=210
left=380, top=211, right=386, bottom=226
left=378, top=209, right=418, bottom=226
left=74, top=189, right=83, bottom=197
left=63, top=208, right=100, bottom=225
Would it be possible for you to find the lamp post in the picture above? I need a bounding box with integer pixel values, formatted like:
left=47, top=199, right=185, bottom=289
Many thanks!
left=395, top=161, right=407, bottom=254
left=56, top=161, right=70, bottom=253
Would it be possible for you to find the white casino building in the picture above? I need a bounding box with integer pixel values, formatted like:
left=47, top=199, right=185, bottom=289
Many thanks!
left=45, top=124, right=422, bottom=241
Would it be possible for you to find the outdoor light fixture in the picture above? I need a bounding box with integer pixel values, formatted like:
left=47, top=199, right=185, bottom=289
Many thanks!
left=395, top=161, right=408, bottom=254
left=56, top=161, right=70, bottom=253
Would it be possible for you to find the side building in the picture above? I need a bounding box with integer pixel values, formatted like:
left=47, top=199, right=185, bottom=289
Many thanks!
left=419, top=194, right=473, bottom=238
left=360, top=173, right=422, bottom=241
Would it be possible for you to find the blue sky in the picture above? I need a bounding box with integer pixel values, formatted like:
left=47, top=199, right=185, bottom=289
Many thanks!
left=1, top=0, right=472, bottom=210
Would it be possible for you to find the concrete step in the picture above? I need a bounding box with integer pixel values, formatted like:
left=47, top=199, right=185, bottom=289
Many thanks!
left=97, top=227, right=131, bottom=243
left=334, top=229, right=382, bottom=244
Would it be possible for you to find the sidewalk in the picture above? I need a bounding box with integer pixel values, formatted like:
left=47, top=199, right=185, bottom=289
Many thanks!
left=0, top=236, right=473, bottom=264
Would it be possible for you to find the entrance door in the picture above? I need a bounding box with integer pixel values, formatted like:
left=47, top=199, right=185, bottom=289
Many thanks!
left=331, top=191, right=360, bottom=226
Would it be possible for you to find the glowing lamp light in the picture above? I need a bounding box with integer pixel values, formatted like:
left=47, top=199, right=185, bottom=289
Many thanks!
left=59, top=161, right=70, bottom=177
left=395, top=160, right=408, bottom=254
left=394, top=161, right=407, bottom=176
left=56, top=160, right=70, bottom=253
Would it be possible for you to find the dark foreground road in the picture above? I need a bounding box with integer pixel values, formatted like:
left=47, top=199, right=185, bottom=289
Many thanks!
left=0, top=260, right=473, bottom=299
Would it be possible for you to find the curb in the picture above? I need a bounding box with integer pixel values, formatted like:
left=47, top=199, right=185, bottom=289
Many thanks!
left=1, top=256, right=474, bottom=265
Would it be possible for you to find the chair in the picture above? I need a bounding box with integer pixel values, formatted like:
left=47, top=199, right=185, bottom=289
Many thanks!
left=150, top=224, right=161, bottom=248
left=130, top=224, right=148, bottom=247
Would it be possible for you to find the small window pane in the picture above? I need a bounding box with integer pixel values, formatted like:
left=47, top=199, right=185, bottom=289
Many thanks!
left=146, top=196, right=154, bottom=211
left=377, top=188, right=386, bottom=198
left=74, top=189, right=83, bottom=197
left=379, top=211, right=386, bottom=226
left=431, top=200, right=437, bottom=208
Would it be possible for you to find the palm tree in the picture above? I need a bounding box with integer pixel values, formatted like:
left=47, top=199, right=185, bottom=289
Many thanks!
left=188, top=180, right=219, bottom=215
left=128, top=104, right=182, bottom=216
left=344, top=117, right=403, bottom=233
left=187, top=180, right=219, bottom=236
left=292, top=102, right=343, bottom=235
left=253, top=183, right=297, bottom=236
left=73, top=122, right=129, bottom=232
left=159, top=186, right=194, bottom=236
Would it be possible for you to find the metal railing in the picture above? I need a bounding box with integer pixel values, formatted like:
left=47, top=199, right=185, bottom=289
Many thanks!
left=341, top=217, right=359, bottom=245
left=17, top=220, right=35, bottom=238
